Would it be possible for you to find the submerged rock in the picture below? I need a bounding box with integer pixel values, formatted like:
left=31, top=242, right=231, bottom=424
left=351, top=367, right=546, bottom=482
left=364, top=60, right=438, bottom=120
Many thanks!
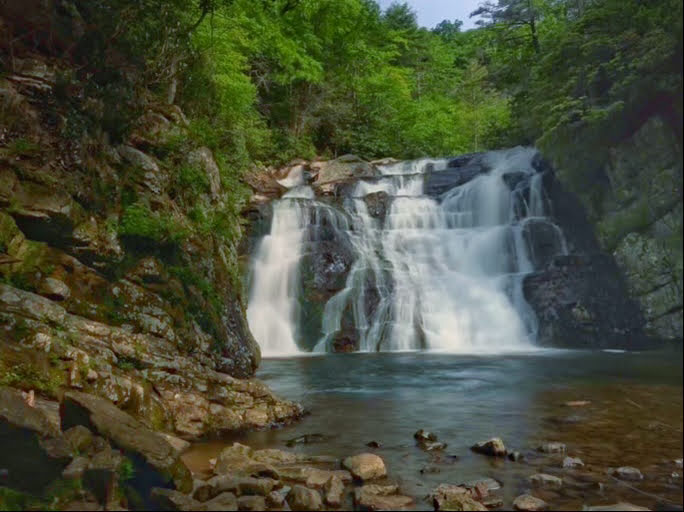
left=529, top=473, right=563, bottom=490
left=538, top=442, right=566, bottom=454
left=513, top=494, right=548, bottom=511
left=470, top=438, right=507, bottom=457
left=430, top=484, right=487, bottom=511
left=563, top=456, right=584, bottom=469
left=611, top=466, right=643, bottom=481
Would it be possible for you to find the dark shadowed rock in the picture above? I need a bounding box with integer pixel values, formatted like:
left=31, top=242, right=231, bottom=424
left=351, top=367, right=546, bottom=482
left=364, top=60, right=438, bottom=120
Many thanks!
left=61, top=391, right=193, bottom=494
left=471, top=438, right=506, bottom=457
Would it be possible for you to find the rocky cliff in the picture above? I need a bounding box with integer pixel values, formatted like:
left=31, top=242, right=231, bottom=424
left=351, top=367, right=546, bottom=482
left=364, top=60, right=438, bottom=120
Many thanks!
left=0, top=55, right=301, bottom=437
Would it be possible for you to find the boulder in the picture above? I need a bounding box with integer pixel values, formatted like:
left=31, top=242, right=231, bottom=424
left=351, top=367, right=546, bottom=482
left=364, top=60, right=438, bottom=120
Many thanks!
left=529, top=473, right=563, bottom=490
left=215, top=443, right=253, bottom=474
left=203, top=492, right=238, bottom=511
left=0, top=387, right=69, bottom=492
left=430, top=484, right=487, bottom=511
left=252, top=448, right=298, bottom=466
left=118, top=145, right=159, bottom=173
left=63, top=425, right=95, bottom=454
left=363, top=191, right=389, bottom=220
left=470, top=438, right=507, bottom=457
left=60, top=391, right=193, bottom=493
left=324, top=475, right=345, bottom=507
left=236, top=495, right=266, bottom=511
left=562, top=456, right=584, bottom=469
left=355, top=485, right=413, bottom=511
left=538, top=442, right=566, bottom=454
left=611, top=466, right=643, bottom=481
left=342, top=453, right=387, bottom=481
left=462, top=477, right=502, bottom=493
left=414, top=429, right=438, bottom=442
left=287, top=485, right=323, bottom=511
left=513, top=494, right=548, bottom=511
left=314, top=156, right=379, bottom=190
left=150, top=488, right=200, bottom=511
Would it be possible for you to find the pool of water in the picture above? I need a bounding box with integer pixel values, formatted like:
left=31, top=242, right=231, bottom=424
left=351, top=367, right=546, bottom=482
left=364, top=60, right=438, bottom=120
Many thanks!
left=184, top=349, right=684, bottom=510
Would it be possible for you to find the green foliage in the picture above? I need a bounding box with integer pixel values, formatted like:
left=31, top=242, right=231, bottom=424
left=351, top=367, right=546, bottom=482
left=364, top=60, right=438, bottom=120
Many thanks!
left=118, top=203, right=188, bottom=248
left=0, top=362, right=65, bottom=397
left=4, top=138, right=41, bottom=157
left=117, top=458, right=136, bottom=482
left=0, top=487, right=30, bottom=512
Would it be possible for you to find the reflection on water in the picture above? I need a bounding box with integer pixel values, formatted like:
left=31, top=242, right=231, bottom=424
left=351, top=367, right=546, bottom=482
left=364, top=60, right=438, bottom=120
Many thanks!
left=184, top=350, right=683, bottom=510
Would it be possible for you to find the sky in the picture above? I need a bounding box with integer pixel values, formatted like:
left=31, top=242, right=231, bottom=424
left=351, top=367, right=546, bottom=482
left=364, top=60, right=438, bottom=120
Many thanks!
left=376, top=0, right=483, bottom=30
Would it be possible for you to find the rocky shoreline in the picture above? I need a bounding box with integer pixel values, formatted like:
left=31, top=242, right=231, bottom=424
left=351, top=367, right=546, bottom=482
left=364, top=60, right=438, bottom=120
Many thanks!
left=5, top=383, right=679, bottom=511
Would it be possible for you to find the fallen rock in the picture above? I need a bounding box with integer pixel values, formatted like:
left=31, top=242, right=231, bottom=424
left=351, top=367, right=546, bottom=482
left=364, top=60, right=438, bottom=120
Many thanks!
left=538, top=442, right=566, bottom=454
left=563, top=456, right=584, bottom=469
left=470, top=438, right=506, bottom=457
left=513, top=494, right=548, bottom=511
left=343, top=453, right=387, bottom=481
left=203, top=492, right=238, bottom=511
left=287, top=485, right=323, bottom=511
left=529, top=473, right=563, bottom=490
left=0, top=387, right=68, bottom=492
left=462, top=477, right=502, bottom=493
left=324, top=475, right=345, bottom=507
left=508, top=451, right=524, bottom=462
left=611, top=466, right=643, bottom=481
left=61, top=391, right=192, bottom=493
left=355, top=485, right=413, bottom=511
left=237, top=495, right=266, bottom=511
left=430, top=484, right=487, bottom=511
left=150, top=488, right=200, bottom=511
left=582, top=504, right=651, bottom=511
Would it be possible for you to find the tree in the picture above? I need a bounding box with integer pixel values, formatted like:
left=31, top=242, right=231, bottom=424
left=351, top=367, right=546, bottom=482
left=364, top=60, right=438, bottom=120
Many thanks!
left=471, top=0, right=542, bottom=53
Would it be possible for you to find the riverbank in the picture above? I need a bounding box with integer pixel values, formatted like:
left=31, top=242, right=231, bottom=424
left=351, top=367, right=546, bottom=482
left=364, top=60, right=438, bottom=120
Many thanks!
left=183, top=350, right=684, bottom=511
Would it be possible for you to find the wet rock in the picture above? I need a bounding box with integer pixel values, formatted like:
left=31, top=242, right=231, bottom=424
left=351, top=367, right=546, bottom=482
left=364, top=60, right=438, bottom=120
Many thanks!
left=287, top=485, right=323, bottom=511
left=462, top=477, right=502, bottom=493
left=364, top=191, right=389, bottom=220
left=343, top=453, right=387, bottom=481
left=582, top=504, right=650, bottom=511
left=529, top=473, right=563, bottom=490
left=39, top=277, right=71, bottom=301
left=286, top=433, right=328, bottom=447
left=563, top=456, right=584, bottom=469
left=324, top=475, right=344, bottom=507
left=414, top=429, right=438, bottom=442
left=203, top=474, right=276, bottom=497
left=252, top=448, right=298, bottom=466
left=61, top=391, right=193, bottom=493
left=366, top=441, right=382, bottom=448
left=203, top=492, right=238, bottom=511
left=538, top=442, right=566, bottom=454
left=470, top=438, right=507, bottom=457
left=314, top=155, right=378, bottom=189
left=150, top=488, right=200, bottom=511
left=420, top=464, right=442, bottom=474
left=237, top=495, right=266, bottom=511
left=430, top=484, right=487, bottom=511
left=266, top=488, right=288, bottom=508
left=611, top=466, right=643, bottom=481
left=513, top=494, right=548, bottom=511
left=674, top=459, right=683, bottom=468
left=564, top=400, right=591, bottom=407
left=305, top=468, right=346, bottom=488
left=355, top=485, right=413, bottom=511
left=215, top=443, right=253, bottom=474
left=508, top=451, right=524, bottom=462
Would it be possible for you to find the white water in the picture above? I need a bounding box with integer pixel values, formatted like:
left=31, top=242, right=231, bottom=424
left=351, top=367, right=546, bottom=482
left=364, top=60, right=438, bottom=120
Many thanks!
left=248, top=147, right=567, bottom=355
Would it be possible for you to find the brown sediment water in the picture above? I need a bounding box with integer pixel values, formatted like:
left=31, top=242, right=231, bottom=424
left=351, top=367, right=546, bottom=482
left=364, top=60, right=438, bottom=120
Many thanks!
left=183, top=349, right=683, bottom=510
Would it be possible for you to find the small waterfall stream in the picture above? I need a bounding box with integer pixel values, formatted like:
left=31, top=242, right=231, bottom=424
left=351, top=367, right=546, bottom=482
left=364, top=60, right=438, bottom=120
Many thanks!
left=247, top=147, right=568, bottom=356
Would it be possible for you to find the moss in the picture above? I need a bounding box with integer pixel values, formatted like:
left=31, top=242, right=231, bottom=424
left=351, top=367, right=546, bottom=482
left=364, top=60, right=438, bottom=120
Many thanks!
left=0, top=487, right=31, bottom=511
left=3, top=138, right=41, bottom=158
left=118, top=202, right=188, bottom=252
left=0, top=361, right=65, bottom=398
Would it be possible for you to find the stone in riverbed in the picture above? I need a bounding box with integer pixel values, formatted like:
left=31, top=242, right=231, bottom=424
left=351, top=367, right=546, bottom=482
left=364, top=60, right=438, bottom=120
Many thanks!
left=675, top=459, right=683, bottom=468
left=237, top=495, right=266, bottom=511
left=470, top=438, right=507, bottom=457
left=203, top=492, right=238, bottom=511
left=150, top=488, right=200, bottom=511
left=529, top=473, right=563, bottom=490
left=430, top=484, right=487, bottom=511
left=252, top=448, right=298, bottom=465
left=414, top=429, right=438, bottom=442
left=538, top=442, right=566, bottom=454
left=611, top=466, right=643, bottom=481
left=508, top=451, right=524, bottom=462
left=563, top=456, right=584, bottom=469
left=343, top=453, right=387, bottom=481
left=324, top=475, right=345, bottom=507
left=513, top=494, right=548, bottom=511
left=287, top=485, right=323, bottom=511
left=582, top=504, right=651, bottom=511
left=355, top=485, right=413, bottom=511
left=462, top=477, right=502, bottom=493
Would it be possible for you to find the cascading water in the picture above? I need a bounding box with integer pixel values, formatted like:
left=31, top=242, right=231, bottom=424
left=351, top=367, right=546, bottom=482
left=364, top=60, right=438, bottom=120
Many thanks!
left=247, top=147, right=568, bottom=355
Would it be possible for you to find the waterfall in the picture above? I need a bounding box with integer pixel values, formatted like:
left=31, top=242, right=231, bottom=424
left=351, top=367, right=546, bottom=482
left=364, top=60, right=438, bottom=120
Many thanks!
left=248, top=147, right=568, bottom=355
